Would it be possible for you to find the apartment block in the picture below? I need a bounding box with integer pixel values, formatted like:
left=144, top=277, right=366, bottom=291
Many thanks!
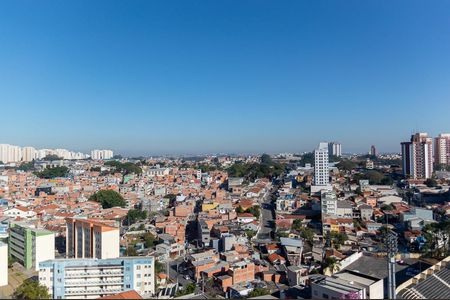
left=9, top=222, right=55, bottom=271
left=401, top=133, right=433, bottom=179
left=39, top=257, right=155, bottom=299
left=66, top=218, right=120, bottom=259
left=0, top=242, right=7, bottom=286
left=434, top=133, right=450, bottom=166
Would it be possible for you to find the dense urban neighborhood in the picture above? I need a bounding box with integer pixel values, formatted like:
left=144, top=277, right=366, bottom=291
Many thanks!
left=0, top=135, right=449, bottom=299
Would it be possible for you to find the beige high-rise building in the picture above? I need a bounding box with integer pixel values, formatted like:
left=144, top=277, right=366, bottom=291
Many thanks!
left=434, top=133, right=450, bottom=167
left=401, top=133, right=433, bottom=179
left=66, top=218, right=120, bottom=259
left=0, top=144, right=22, bottom=163
left=22, top=146, right=36, bottom=162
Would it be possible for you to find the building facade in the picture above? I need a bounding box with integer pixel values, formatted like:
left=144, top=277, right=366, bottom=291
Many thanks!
left=314, top=142, right=329, bottom=186
left=370, top=145, right=377, bottom=157
left=66, top=218, right=120, bottom=259
left=90, top=150, right=114, bottom=160
left=39, top=257, right=155, bottom=299
left=9, top=222, right=55, bottom=271
left=328, top=142, right=342, bottom=157
left=401, top=133, right=433, bottom=179
left=434, top=133, right=450, bottom=167
left=0, top=242, right=7, bottom=286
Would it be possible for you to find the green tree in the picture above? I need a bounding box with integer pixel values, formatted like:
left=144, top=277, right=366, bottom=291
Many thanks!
left=245, top=230, right=256, bottom=240
left=13, top=279, right=50, bottom=299
left=248, top=288, right=270, bottom=298
left=235, top=206, right=245, bottom=213
left=155, top=260, right=164, bottom=274
left=338, top=160, right=357, bottom=171
left=323, top=257, right=341, bottom=273
left=33, top=166, right=69, bottom=179
left=89, top=190, right=126, bottom=208
left=127, top=209, right=147, bottom=224
left=245, top=206, right=260, bottom=218
left=425, top=178, right=438, bottom=188
left=175, top=283, right=196, bottom=297
left=42, top=154, right=62, bottom=161
left=143, top=232, right=156, bottom=248
left=330, top=232, right=348, bottom=246
left=90, top=166, right=101, bottom=172
left=125, top=246, right=138, bottom=256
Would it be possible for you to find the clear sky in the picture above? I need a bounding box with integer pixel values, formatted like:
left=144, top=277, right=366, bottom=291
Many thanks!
left=1, top=1, right=450, bottom=156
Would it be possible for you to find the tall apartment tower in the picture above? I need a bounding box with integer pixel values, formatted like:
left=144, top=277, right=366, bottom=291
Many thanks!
left=327, top=142, right=342, bottom=157
left=91, top=149, right=114, bottom=160
left=434, top=133, right=450, bottom=167
left=9, top=222, right=55, bottom=271
left=66, top=218, right=120, bottom=259
left=370, top=145, right=377, bottom=157
left=0, top=242, right=7, bottom=286
left=22, top=146, right=36, bottom=162
left=401, top=133, right=433, bottom=179
left=315, top=142, right=329, bottom=186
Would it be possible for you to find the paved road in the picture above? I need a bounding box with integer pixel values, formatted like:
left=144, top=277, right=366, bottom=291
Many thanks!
left=256, top=184, right=277, bottom=241
left=167, top=258, right=194, bottom=288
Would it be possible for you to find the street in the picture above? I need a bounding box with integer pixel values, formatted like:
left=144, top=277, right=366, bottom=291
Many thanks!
left=255, top=183, right=277, bottom=243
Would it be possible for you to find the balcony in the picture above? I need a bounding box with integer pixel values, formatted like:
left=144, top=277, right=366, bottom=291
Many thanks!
left=64, top=288, right=123, bottom=296
left=65, top=279, right=124, bottom=287
left=65, top=271, right=124, bottom=278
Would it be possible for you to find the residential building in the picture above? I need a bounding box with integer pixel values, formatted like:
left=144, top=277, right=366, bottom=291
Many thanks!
left=0, top=144, right=22, bottom=163
left=0, top=242, right=7, bottom=286
left=401, top=133, right=433, bottom=179
left=39, top=257, right=155, bottom=299
left=22, top=146, right=37, bottom=162
left=434, top=133, right=450, bottom=166
left=328, top=142, right=342, bottom=157
left=9, top=222, right=55, bottom=271
left=321, top=192, right=337, bottom=216
left=90, top=150, right=114, bottom=160
left=370, top=145, right=377, bottom=157
left=314, top=142, right=330, bottom=187
left=66, top=218, right=120, bottom=259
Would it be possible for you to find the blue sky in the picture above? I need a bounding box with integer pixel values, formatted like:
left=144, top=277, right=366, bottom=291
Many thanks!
left=1, top=1, right=450, bottom=156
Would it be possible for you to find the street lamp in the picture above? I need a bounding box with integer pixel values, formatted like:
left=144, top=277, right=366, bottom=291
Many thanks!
left=385, top=230, right=398, bottom=299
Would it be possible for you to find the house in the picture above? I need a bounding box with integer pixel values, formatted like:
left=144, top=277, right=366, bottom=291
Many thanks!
left=359, top=204, right=373, bottom=221
left=4, top=206, right=36, bottom=219
left=280, top=237, right=303, bottom=266
left=237, top=213, right=256, bottom=223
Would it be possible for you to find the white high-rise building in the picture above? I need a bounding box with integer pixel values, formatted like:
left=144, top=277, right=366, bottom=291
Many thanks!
left=328, top=142, right=342, bottom=157
left=401, top=133, right=433, bottom=179
left=0, top=242, right=7, bottom=286
left=22, top=146, right=37, bottom=162
left=91, top=149, right=114, bottom=160
left=0, top=144, right=22, bottom=163
left=314, top=142, right=329, bottom=186
left=434, top=133, right=450, bottom=167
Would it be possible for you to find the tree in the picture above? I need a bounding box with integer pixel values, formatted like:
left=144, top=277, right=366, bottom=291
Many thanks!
left=42, top=154, right=62, bottom=161
left=323, top=257, right=341, bottom=273
left=330, top=232, right=348, bottom=246
left=33, top=166, right=69, bottom=179
left=143, top=232, right=156, bottom=248
left=89, top=190, right=126, bottom=208
left=90, top=166, right=101, bottom=172
left=425, top=178, right=438, bottom=188
left=245, top=206, right=260, bottom=218
left=235, top=206, right=245, bottom=213
left=17, top=161, right=35, bottom=171
left=155, top=260, right=164, bottom=274
left=104, top=160, right=142, bottom=175
left=13, top=279, right=50, bottom=299
left=175, top=283, right=196, bottom=297
left=127, top=209, right=147, bottom=224
left=338, top=160, right=357, bottom=172
left=248, top=288, right=270, bottom=298
left=125, top=246, right=138, bottom=256
left=245, top=230, right=256, bottom=240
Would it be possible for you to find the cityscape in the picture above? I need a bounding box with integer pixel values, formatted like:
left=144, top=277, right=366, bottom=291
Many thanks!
left=1, top=1, right=450, bottom=300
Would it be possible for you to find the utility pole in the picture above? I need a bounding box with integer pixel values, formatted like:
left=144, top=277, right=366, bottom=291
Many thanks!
left=385, top=230, right=398, bottom=299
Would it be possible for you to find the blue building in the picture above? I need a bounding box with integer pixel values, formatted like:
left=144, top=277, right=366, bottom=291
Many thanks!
left=39, top=257, right=155, bottom=299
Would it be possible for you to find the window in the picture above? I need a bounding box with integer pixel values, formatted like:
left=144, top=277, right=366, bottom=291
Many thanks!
left=314, top=291, right=318, bottom=296
left=323, top=294, right=329, bottom=299
left=137, top=265, right=141, bottom=270
left=137, top=274, right=141, bottom=278
left=126, top=284, right=131, bottom=288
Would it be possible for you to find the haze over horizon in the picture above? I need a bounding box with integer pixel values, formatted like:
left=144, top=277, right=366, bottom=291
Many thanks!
left=1, top=1, right=450, bottom=156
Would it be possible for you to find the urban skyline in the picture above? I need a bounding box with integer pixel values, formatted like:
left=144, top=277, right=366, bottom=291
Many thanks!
left=1, top=1, right=450, bottom=154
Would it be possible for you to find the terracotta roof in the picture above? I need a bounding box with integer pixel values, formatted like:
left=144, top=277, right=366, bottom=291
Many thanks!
left=98, top=290, right=143, bottom=299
